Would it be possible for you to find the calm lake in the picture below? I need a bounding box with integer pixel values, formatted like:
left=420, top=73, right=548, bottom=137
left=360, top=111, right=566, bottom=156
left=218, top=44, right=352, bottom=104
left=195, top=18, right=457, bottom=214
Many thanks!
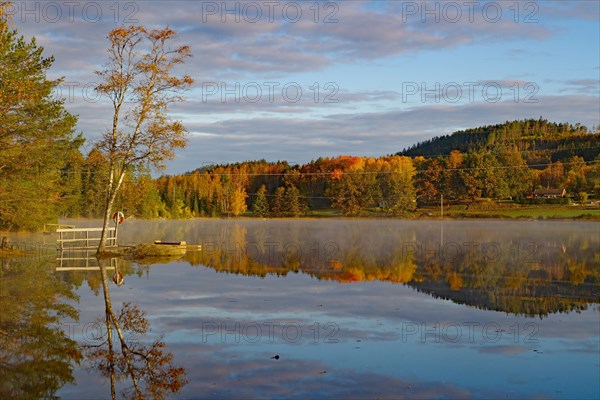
left=2, top=219, right=599, bottom=399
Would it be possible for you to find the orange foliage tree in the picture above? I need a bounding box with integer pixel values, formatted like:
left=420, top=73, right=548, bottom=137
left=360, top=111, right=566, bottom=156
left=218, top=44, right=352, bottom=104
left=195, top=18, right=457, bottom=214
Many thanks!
left=95, top=26, right=194, bottom=252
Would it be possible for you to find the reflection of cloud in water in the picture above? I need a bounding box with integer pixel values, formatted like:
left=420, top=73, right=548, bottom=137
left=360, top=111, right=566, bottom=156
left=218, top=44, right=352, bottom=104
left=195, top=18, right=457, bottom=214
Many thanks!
left=476, top=345, right=530, bottom=355
left=54, top=220, right=599, bottom=399
left=172, top=342, right=486, bottom=400
left=133, top=266, right=598, bottom=342
left=108, top=219, right=600, bottom=318
left=154, top=315, right=399, bottom=345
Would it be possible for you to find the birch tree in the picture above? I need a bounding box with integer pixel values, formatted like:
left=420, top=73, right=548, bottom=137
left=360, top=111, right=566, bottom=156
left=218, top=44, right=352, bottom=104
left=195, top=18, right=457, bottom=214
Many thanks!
left=95, top=26, right=193, bottom=252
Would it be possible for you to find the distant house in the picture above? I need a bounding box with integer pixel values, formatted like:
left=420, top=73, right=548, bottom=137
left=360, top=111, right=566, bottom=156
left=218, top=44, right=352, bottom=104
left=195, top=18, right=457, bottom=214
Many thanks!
left=533, top=188, right=566, bottom=198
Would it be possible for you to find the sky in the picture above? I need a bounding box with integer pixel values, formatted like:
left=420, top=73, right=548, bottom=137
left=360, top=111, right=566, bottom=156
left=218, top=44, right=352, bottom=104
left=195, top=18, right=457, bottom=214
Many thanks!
left=6, top=0, right=600, bottom=174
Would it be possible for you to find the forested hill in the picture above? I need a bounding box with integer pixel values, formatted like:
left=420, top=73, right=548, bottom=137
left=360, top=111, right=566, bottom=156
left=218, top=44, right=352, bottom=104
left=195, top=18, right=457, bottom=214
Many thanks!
left=398, top=119, right=600, bottom=162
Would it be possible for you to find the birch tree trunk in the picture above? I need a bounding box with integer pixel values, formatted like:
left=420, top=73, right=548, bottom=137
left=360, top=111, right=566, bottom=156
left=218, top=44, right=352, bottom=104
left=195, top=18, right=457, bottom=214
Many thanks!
left=97, top=258, right=142, bottom=398
left=97, top=168, right=126, bottom=254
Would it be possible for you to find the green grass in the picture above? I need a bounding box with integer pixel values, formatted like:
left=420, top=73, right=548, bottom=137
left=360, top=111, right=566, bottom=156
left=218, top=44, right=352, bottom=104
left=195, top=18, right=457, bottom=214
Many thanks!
left=306, top=209, right=342, bottom=217
left=436, top=205, right=600, bottom=219
left=302, top=205, right=600, bottom=219
left=231, top=204, right=600, bottom=220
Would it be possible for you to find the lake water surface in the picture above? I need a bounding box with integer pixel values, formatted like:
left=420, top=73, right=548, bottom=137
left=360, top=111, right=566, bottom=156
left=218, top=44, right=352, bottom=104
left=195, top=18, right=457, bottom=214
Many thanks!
left=2, top=219, right=599, bottom=399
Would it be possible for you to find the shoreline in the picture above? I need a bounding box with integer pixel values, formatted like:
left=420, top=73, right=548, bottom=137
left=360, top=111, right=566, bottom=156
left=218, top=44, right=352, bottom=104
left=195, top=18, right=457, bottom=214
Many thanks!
left=1, top=210, right=598, bottom=236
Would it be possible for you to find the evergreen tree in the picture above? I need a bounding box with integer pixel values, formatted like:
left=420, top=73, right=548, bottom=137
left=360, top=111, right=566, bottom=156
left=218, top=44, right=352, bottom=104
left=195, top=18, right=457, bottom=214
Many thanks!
left=252, top=185, right=269, bottom=217
left=284, top=185, right=302, bottom=217
left=81, top=149, right=110, bottom=218
left=271, top=186, right=286, bottom=217
left=0, top=25, right=80, bottom=230
left=0, top=257, right=82, bottom=398
left=58, top=143, right=85, bottom=217
left=209, top=191, right=222, bottom=217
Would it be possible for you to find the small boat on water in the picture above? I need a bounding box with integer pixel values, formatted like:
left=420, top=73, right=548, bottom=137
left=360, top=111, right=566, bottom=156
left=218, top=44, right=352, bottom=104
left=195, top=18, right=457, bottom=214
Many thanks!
left=154, top=240, right=187, bottom=250
left=154, top=241, right=202, bottom=251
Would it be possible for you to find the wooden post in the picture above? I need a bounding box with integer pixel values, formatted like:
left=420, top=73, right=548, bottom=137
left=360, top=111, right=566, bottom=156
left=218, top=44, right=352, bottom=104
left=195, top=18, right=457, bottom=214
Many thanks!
left=441, top=194, right=444, bottom=218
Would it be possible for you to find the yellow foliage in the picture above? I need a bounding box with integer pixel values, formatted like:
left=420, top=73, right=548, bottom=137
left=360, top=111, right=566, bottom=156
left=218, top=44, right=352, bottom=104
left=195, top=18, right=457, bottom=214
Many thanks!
left=230, top=187, right=248, bottom=216
left=447, top=271, right=464, bottom=290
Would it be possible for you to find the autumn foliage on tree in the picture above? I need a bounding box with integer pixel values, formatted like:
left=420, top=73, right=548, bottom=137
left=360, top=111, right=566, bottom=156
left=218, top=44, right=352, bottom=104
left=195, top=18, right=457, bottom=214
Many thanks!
left=326, top=156, right=416, bottom=216
left=95, top=25, right=193, bottom=251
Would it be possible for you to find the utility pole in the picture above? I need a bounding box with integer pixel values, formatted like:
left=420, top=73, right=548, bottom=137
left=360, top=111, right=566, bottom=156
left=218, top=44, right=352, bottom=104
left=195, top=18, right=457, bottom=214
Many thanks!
left=441, top=194, right=444, bottom=218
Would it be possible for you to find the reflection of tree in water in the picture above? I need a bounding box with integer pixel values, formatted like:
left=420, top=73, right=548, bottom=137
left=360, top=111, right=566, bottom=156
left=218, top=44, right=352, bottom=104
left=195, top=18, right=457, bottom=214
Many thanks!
left=181, top=228, right=599, bottom=318
left=59, top=258, right=141, bottom=296
left=408, top=236, right=600, bottom=317
left=84, top=259, right=187, bottom=399
left=411, top=276, right=597, bottom=317
left=77, top=220, right=598, bottom=318
left=0, top=257, right=81, bottom=399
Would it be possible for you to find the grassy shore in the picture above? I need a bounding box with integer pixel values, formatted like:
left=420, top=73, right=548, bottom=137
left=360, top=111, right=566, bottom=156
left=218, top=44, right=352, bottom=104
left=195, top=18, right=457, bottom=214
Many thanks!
left=429, top=205, right=600, bottom=219
left=302, top=204, right=600, bottom=220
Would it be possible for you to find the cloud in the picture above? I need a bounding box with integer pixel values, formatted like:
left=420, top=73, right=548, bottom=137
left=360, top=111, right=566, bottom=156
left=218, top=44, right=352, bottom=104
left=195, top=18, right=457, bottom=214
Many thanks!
left=12, top=0, right=555, bottom=79
left=160, top=94, right=600, bottom=173
left=161, top=88, right=400, bottom=117
left=539, top=1, right=600, bottom=21
left=561, top=79, right=600, bottom=95
left=477, top=345, right=530, bottom=355
left=169, top=343, right=482, bottom=399
left=9, top=1, right=598, bottom=175
left=52, top=82, right=598, bottom=173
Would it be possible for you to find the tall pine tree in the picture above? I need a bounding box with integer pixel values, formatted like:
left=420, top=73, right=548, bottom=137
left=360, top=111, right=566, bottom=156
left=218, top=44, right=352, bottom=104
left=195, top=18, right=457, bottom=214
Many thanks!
left=0, top=24, right=80, bottom=230
left=252, top=184, right=269, bottom=217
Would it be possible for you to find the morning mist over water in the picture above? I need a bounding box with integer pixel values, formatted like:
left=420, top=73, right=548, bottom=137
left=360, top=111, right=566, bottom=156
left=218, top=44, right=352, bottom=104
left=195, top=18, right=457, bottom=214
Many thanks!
left=28, top=219, right=594, bottom=398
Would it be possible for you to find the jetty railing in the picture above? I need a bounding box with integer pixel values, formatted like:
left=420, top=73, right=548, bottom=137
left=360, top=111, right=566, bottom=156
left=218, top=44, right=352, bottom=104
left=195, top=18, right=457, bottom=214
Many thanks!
left=56, top=227, right=117, bottom=250
left=56, top=248, right=117, bottom=271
